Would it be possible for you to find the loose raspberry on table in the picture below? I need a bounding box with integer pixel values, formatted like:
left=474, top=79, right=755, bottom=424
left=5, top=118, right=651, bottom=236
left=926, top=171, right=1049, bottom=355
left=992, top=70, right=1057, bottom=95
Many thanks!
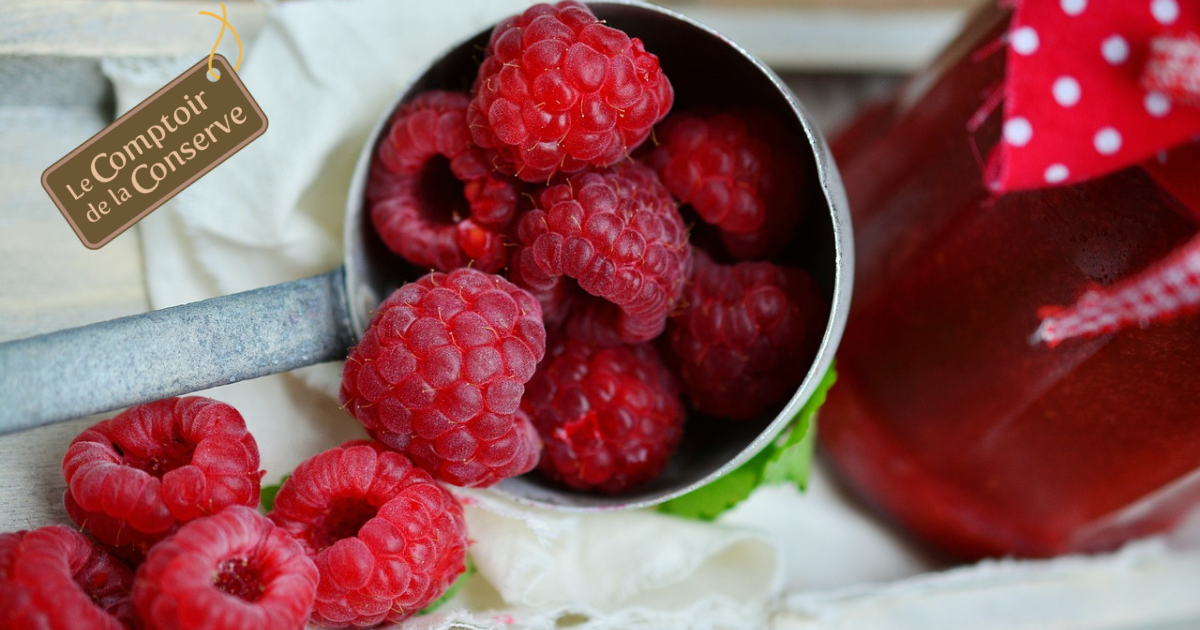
left=133, top=506, right=317, bottom=630
left=0, top=525, right=134, bottom=630
left=510, top=160, right=692, bottom=344
left=523, top=337, right=686, bottom=493
left=340, top=268, right=546, bottom=487
left=61, top=396, right=263, bottom=560
left=370, top=90, right=521, bottom=273
left=665, top=251, right=826, bottom=420
left=268, top=441, right=468, bottom=627
left=645, top=110, right=803, bottom=260
left=468, top=1, right=674, bottom=182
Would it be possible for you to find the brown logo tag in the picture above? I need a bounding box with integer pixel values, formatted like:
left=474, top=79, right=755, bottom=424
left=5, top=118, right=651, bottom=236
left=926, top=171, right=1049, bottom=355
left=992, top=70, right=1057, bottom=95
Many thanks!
left=42, top=54, right=267, bottom=249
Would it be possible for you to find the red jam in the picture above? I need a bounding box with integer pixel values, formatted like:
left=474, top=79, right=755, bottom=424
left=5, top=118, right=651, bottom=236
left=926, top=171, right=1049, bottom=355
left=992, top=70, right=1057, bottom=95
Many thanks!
left=820, top=7, right=1200, bottom=560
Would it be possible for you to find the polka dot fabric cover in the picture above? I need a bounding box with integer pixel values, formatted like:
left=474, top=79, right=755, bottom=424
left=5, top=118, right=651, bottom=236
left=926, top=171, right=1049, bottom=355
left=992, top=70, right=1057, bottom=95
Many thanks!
left=986, top=0, right=1200, bottom=192
left=982, top=0, right=1200, bottom=345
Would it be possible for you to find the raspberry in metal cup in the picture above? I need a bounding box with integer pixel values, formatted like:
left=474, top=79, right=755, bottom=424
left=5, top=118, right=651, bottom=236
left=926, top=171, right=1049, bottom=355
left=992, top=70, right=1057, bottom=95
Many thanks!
left=346, top=1, right=852, bottom=509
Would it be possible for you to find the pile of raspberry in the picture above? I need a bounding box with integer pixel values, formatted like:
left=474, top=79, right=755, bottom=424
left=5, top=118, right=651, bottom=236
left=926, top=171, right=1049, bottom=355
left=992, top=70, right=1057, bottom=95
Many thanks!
left=356, top=0, right=828, bottom=497
left=3, top=396, right=469, bottom=630
left=0, top=3, right=830, bottom=626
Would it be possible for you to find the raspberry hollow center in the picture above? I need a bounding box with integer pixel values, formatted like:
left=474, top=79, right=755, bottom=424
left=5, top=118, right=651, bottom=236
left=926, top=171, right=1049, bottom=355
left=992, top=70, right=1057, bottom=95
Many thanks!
left=214, top=557, right=264, bottom=603
left=306, top=497, right=378, bottom=552
left=117, top=438, right=195, bottom=479
left=417, top=155, right=468, bottom=224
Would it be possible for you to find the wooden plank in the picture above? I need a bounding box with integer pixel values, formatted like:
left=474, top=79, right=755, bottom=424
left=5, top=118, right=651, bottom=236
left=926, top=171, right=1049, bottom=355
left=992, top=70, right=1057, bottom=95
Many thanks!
left=0, top=416, right=97, bottom=531
left=674, top=0, right=975, bottom=8
left=0, top=0, right=267, bottom=58
left=664, top=6, right=968, bottom=71
left=0, top=106, right=149, bottom=344
left=0, top=0, right=964, bottom=72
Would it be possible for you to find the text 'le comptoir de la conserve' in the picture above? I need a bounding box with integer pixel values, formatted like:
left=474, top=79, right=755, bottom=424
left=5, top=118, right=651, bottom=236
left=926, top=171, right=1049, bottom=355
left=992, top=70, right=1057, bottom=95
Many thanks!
left=62, top=92, right=251, bottom=223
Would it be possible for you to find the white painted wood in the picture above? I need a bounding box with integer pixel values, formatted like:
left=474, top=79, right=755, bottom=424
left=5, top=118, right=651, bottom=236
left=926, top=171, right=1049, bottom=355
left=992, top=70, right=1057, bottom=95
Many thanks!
left=0, top=0, right=267, bottom=59
left=0, top=416, right=98, bottom=531
left=663, top=6, right=969, bottom=71
left=0, top=0, right=963, bottom=72
left=0, top=106, right=149, bottom=343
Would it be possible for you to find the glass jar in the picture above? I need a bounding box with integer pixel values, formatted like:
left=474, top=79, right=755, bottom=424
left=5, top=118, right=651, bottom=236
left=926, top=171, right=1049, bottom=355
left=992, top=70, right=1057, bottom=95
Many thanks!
left=820, top=5, right=1200, bottom=560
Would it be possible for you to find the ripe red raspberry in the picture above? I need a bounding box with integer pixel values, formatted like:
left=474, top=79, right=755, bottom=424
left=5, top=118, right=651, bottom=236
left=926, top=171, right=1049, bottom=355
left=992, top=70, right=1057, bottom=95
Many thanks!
left=62, top=396, right=263, bottom=559
left=340, top=268, right=546, bottom=487
left=468, top=1, right=674, bottom=182
left=133, top=506, right=318, bottom=630
left=510, top=161, right=692, bottom=344
left=268, top=441, right=468, bottom=627
left=369, top=90, right=520, bottom=273
left=718, top=209, right=796, bottom=260
left=523, top=337, right=685, bottom=493
left=665, top=251, right=826, bottom=420
left=0, top=525, right=134, bottom=630
left=646, top=110, right=802, bottom=260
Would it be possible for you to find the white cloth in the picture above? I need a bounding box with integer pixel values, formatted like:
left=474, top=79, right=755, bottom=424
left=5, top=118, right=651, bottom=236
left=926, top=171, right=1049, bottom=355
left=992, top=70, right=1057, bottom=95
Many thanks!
left=101, top=1, right=1200, bottom=628
left=775, top=538, right=1200, bottom=630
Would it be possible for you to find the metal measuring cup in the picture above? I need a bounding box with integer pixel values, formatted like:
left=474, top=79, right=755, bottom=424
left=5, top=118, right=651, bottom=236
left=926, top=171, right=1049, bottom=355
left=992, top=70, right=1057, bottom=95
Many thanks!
left=0, top=0, right=852, bottom=510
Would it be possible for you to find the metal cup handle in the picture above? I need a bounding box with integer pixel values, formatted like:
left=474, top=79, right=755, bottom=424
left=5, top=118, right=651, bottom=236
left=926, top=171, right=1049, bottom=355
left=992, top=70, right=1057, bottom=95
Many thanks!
left=0, top=268, right=355, bottom=435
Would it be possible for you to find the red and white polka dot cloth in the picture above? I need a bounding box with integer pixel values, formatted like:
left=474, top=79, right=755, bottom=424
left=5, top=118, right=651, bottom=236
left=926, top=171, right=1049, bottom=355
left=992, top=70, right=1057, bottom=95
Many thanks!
left=985, top=0, right=1200, bottom=345
left=988, top=0, right=1200, bottom=191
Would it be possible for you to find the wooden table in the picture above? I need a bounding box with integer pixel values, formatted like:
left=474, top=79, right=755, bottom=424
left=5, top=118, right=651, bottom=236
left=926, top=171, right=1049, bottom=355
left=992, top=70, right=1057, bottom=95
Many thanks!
left=4, top=4, right=1199, bottom=630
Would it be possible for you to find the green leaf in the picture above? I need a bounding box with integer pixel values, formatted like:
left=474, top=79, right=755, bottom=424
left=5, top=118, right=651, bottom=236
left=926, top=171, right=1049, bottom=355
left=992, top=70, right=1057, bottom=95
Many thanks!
left=418, top=556, right=476, bottom=616
left=761, top=367, right=836, bottom=489
left=658, top=449, right=768, bottom=521
left=657, top=364, right=837, bottom=520
left=762, top=416, right=818, bottom=491
left=259, top=474, right=290, bottom=513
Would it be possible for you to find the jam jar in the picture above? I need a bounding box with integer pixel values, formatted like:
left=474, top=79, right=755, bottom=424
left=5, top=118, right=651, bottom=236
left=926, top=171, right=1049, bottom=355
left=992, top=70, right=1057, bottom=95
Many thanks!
left=820, top=4, right=1200, bottom=560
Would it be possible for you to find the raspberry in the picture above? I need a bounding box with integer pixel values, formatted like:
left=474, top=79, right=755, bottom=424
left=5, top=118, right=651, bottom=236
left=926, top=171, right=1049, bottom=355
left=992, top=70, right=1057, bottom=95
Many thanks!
left=665, top=251, right=826, bottom=420
left=340, top=268, right=546, bottom=487
left=268, top=442, right=468, bottom=627
left=468, top=1, right=674, bottom=182
left=510, top=161, right=692, bottom=344
left=370, top=90, right=520, bottom=273
left=133, top=506, right=318, bottom=630
left=646, top=110, right=802, bottom=260
left=62, top=396, right=263, bottom=559
left=523, top=338, right=685, bottom=493
left=719, top=197, right=800, bottom=261
left=0, top=525, right=134, bottom=630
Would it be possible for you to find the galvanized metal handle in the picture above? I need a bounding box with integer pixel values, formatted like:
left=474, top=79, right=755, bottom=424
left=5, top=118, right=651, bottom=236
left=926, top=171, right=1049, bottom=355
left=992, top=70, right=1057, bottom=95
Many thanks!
left=0, top=269, right=355, bottom=435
